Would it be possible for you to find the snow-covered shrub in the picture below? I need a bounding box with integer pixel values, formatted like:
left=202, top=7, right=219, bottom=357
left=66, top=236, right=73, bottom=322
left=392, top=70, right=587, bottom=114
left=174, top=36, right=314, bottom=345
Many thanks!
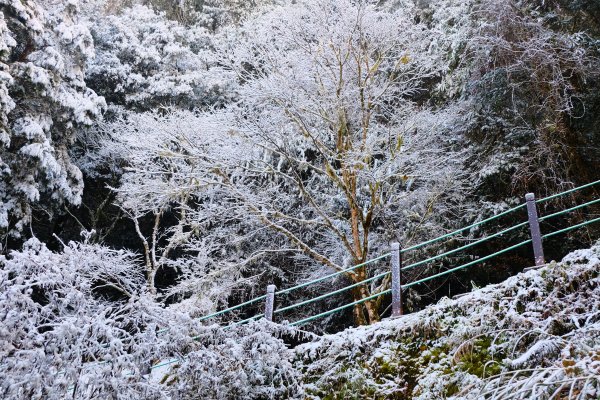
left=0, top=0, right=105, bottom=237
left=0, top=237, right=166, bottom=398
left=0, top=235, right=303, bottom=398
left=170, top=323, right=303, bottom=400
left=86, top=4, right=235, bottom=111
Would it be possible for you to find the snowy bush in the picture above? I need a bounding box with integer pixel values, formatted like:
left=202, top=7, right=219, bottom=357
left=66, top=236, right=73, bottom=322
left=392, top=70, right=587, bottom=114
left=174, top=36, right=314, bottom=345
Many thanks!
left=169, top=323, right=303, bottom=399
left=0, top=236, right=304, bottom=398
left=85, top=4, right=236, bottom=111
left=0, top=237, right=166, bottom=398
left=0, top=0, right=105, bottom=237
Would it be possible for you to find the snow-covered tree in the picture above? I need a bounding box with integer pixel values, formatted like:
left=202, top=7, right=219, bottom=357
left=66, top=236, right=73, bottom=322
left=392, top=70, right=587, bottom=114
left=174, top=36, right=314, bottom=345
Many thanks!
left=0, top=0, right=105, bottom=238
left=96, top=0, right=283, bottom=27
left=85, top=0, right=599, bottom=329
left=82, top=0, right=290, bottom=112
left=89, top=109, right=266, bottom=307
left=85, top=4, right=235, bottom=111
left=0, top=235, right=301, bottom=399
left=212, top=0, right=467, bottom=324
left=101, top=0, right=469, bottom=325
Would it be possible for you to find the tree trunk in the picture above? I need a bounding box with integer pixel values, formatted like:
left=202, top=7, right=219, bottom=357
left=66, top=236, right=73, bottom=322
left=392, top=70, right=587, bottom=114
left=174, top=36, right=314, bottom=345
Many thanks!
left=352, top=298, right=368, bottom=326
left=363, top=298, right=380, bottom=324
left=351, top=296, right=380, bottom=325
left=147, top=267, right=157, bottom=297
left=350, top=275, right=381, bottom=325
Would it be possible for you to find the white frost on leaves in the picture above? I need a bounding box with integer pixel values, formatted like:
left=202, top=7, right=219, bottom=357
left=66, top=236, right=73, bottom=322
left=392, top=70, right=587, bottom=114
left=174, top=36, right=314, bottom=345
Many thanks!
left=1, top=237, right=303, bottom=399
left=86, top=4, right=235, bottom=111
left=0, top=0, right=104, bottom=236
left=506, top=339, right=563, bottom=369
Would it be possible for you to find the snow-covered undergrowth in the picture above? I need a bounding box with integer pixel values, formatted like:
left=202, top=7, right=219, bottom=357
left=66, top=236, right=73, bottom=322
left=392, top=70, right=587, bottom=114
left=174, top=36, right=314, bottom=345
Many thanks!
left=1, top=239, right=598, bottom=399
left=296, top=242, right=600, bottom=399
left=0, top=237, right=300, bottom=399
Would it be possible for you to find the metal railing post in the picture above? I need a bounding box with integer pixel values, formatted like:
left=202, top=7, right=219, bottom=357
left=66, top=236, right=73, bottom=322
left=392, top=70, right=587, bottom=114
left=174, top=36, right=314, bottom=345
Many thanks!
left=391, top=242, right=403, bottom=317
left=264, top=284, right=276, bottom=322
left=525, top=193, right=545, bottom=266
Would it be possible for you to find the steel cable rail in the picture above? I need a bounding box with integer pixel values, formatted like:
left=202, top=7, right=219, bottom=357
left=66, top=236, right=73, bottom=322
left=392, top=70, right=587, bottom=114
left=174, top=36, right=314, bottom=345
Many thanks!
left=288, top=183, right=600, bottom=326
left=218, top=255, right=395, bottom=325
left=400, top=221, right=529, bottom=272
left=196, top=202, right=529, bottom=324
left=196, top=179, right=600, bottom=325
left=287, top=238, right=533, bottom=327
left=274, top=270, right=390, bottom=316
left=150, top=222, right=530, bottom=365
left=538, top=197, right=600, bottom=222
left=150, top=191, right=598, bottom=371
left=288, top=214, right=600, bottom=327
left=277, top=179, right=600, bottom=321
left=191, top=254, right=393, bottom=326
left=148, top=180, right=600, bottom=371
left=159, top=181, right=600, bottom=333
left=273, top=220, right=530, bottom=316
left=290, top=288, right=393, bottom=327
left=402, top=239, right=533, bottom=290
left=401, top=203, right=526, bottom=254
left=276, top=253, right=391, bottom=296
left=156, top=293, right=268, bottom=335
left=536, top=179, right=600, bottom=204
left=542, top=216, right=600, bottom=239
left=196, top=294, right=267, bottom=322
left=403, top=215, right=600, bottom=291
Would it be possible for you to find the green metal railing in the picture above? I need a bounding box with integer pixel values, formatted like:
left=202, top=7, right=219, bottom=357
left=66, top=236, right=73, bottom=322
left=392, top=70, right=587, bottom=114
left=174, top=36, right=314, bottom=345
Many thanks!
left=192, top=207, right=532, bottom=328
left=191, top=179, right=600, bottom=328
left=150, top=179, right=600, bottom=370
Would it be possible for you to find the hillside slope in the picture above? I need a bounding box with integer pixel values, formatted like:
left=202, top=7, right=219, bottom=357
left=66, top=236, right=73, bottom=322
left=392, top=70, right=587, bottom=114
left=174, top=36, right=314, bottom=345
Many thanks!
left=295, top=242, right=600, bottom=399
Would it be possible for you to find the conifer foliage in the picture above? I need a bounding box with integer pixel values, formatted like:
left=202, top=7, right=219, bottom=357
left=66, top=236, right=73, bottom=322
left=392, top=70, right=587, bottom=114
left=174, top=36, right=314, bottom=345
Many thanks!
left=0, top=0, right=104, bottom=236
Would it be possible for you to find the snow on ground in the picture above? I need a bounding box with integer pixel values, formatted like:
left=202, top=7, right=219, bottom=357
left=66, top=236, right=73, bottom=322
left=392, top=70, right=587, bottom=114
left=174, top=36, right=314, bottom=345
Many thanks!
left=295, top=241, right=600, bottom=399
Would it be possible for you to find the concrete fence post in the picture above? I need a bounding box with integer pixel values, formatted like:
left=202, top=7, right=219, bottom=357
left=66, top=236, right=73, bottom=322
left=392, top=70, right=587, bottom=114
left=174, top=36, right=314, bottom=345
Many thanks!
left=264, top=284, right=276, bottom=322
left=391, top=242, right=403, bottom=317
left=525, top=193, right=545, bottom=266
